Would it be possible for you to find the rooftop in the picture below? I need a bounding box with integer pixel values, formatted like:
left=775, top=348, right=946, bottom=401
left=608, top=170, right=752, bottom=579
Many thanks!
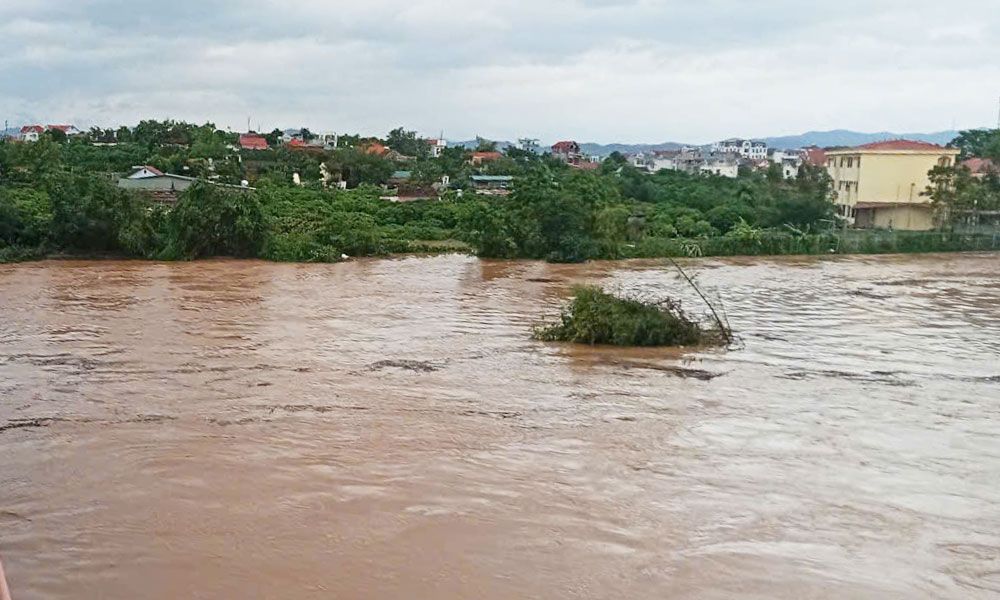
left=239, top=134, right=269, bottom=150
left=829, top=139, right=957, bottom=154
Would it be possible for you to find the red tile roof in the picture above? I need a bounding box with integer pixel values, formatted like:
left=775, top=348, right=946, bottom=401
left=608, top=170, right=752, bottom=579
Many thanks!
left=552, top=141, right=580, bottom=153
left=962, top=158, right=998, bottom=174
left=239, top=134, right=269, bottom=150
left=140, top=165, right=164, bottom=176
left=20, top=125, right=44, bottom=134
left=471, top=151, right=503, bottom=162
left=854, top=140, right=946, bottom=151
left=363, top=142, right=388, bottom=155
left=801, top=147, right=827, bottom=166
left=47, top=125, right=74, bottom=133
left=286, top=138, right=309, bottom=148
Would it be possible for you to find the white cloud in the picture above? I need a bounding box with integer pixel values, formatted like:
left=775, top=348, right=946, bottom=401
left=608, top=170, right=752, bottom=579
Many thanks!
left=1, top=0, right=998, bottom=142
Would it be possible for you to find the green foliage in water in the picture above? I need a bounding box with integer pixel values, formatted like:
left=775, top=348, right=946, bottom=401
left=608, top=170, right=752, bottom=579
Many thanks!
left=534, top=286, right=709, bottom=347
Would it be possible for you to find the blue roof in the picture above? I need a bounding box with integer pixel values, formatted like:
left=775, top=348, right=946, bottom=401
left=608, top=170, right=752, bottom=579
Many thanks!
left=470, top=175, right=513, bottom=182
left=390, top=170, right=412, bottom=179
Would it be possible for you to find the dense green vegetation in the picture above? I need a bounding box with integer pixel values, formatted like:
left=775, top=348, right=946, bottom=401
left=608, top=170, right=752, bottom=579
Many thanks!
left=534, top=285, right=722, bottom=347
left=924, top=130, right=1000, bottom=230
left=1, top=121, right=998, bottom=265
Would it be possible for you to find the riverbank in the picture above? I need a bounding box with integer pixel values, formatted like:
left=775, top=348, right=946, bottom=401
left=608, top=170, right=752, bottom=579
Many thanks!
left=3, top=230, right=997, bottom=265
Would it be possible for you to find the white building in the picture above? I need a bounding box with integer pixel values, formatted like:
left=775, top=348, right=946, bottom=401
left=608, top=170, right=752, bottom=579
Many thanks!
left=312, top=132, right=339, bottom=149
left=700, top=157, right=739, bottom=178
left=630, top=151, right=682, bottom=173
left=427, top=138, right=448, bottom=158
left=713, top=138, right=768, bottom=160
left=770, top=150, right=803, bottom=179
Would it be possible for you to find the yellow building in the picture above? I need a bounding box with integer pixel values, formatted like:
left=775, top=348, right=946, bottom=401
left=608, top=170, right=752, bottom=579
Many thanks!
left=826, top=140, right=960, bottom=231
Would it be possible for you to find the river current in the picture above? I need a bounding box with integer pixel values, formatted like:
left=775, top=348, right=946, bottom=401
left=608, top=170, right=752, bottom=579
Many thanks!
left=1, top=253, right=998, bottom=599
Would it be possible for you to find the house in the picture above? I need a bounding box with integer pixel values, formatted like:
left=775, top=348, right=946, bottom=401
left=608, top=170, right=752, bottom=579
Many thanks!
left=801, top=146, right=828, bottom=167
left=16, top=124, right=82, bottom=142
left=47, top=124, right=82, bottom=137
left=427, top=138, right=448, bottom=158
left=286, top=138, right=325, bottom=154
left=470, top=151, right=502, bottom=165
left=312, top=132, right=339, bottom=149
left=239, top=134, right=269, bottom=150
left=668, top=149, right=739, bottom=178
left=117, top=166, right=198, bottom=204
left=649, top=151, right=681, bottom=172
left=19, top=125, right=45, bottom=142
left=631, top=150, right=683, bottom=173
left=117, top=166, right=252, bottom=204
left=961, top=158, right=997, bottom=179
left=700, top=156, right=739, bottom=178
left=281, top=128, right=305, bottom=143
left=770, top=150, right=803, bottom=179
left=713, top=138, right=768, bottom=160
left=826, top=140, right=961, bottom=230
left=551, top=141, right=583, bottom=163
left=126, top=165, right=165, bottom=179
left=470, top=175, right=513, bottom=195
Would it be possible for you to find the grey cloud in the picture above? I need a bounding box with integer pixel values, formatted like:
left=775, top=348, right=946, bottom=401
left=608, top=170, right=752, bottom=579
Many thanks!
left=1, top=0, right=998, bottom=141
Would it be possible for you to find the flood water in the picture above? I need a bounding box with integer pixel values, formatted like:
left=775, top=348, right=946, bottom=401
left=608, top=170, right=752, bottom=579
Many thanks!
left=1, top=253, right=999, bottom=599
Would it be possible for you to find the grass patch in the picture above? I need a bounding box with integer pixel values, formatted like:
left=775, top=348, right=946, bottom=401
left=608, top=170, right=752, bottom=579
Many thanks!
left=534, top=285, right=727, bottom=347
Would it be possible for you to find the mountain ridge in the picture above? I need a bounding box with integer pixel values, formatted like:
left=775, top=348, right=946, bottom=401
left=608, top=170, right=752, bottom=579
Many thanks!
left=451, top=129, right=964, bottom=156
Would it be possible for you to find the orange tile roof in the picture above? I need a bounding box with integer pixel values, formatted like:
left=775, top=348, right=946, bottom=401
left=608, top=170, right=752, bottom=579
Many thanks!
left=239, top=134, right=269, bottom=150
left=854, top=140, right=946, bottom=151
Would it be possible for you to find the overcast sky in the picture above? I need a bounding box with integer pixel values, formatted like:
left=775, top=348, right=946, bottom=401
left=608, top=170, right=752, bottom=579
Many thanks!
left=1, top=0, right=998, bottom=143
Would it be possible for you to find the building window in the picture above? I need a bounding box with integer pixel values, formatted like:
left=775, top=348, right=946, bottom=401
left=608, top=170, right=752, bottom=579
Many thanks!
left=856, top=157, right=861, bottom=168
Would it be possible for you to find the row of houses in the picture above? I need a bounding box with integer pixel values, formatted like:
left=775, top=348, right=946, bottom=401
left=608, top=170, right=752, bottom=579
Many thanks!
left=9, top=124, right=83, bottom=142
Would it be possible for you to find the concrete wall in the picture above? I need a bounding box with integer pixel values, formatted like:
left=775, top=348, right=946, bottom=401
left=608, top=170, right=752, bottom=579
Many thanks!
left=856, top=154, right=948, bottom=205
left=870, top=205, right=936, bottom=231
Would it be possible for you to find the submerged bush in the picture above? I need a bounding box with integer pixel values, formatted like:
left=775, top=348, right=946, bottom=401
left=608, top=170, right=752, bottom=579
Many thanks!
left=534, top=285, right=724, bottom=347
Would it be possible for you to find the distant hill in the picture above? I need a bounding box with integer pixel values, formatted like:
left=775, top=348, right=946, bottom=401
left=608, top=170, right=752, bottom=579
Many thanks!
left=450, top=131, right=963, bottom=157
left=760, top=129, right=961, bottom=150
left=578, top=142, right=687, bottom=156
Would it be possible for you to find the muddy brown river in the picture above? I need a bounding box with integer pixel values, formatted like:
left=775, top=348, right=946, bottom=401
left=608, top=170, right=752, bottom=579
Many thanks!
left=1, top=253, right=999, bottom=599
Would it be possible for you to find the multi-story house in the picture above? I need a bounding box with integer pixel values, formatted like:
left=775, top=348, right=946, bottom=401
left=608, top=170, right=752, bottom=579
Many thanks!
left=770, top=150, right=803, bottom=179
left=427, top=138, right=448, bottom=158
left=826, top=140, right=960, bottom=230
left=551, top=140, right=584, bottom=164
left=713, top=138, right=768, bottom=160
